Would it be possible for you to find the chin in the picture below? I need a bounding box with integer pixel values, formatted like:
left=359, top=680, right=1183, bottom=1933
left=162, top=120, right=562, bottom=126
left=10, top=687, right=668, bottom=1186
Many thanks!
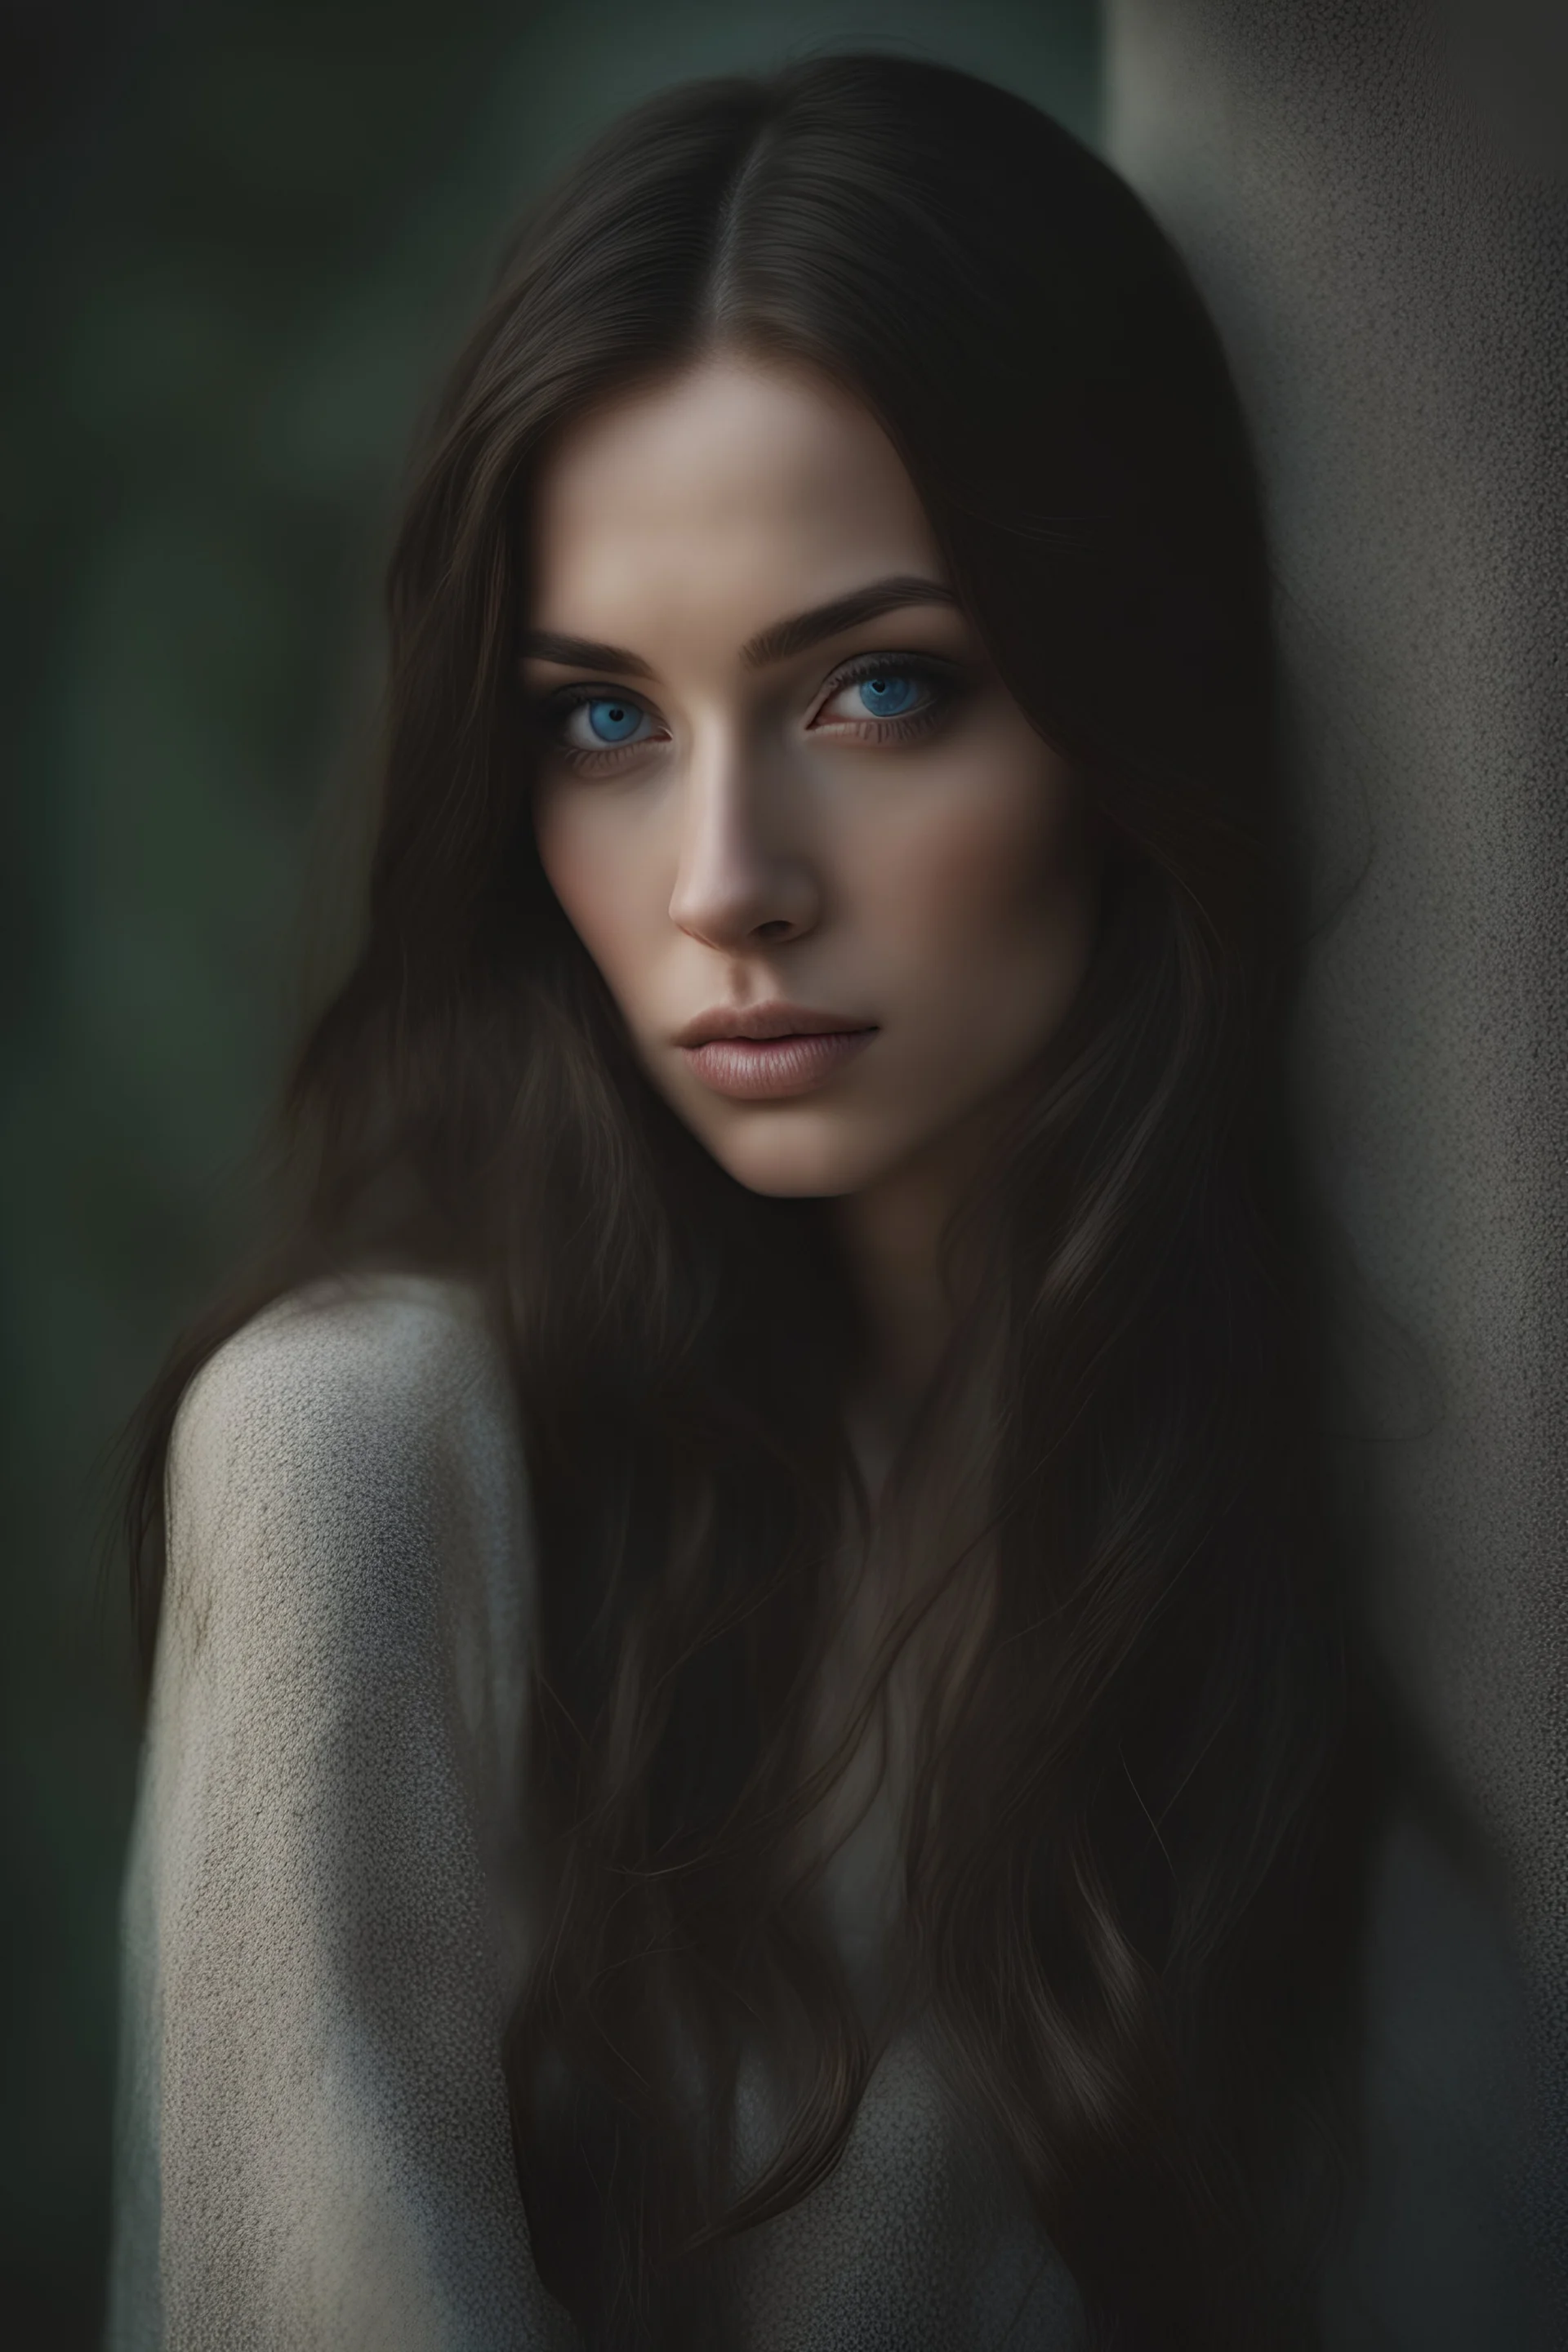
left=693, top=1110, right=902, bottom=1201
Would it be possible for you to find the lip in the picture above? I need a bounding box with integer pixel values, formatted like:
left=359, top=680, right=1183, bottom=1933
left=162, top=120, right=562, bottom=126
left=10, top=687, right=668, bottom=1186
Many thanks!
left=676, top=1002, right=878, bottom=1101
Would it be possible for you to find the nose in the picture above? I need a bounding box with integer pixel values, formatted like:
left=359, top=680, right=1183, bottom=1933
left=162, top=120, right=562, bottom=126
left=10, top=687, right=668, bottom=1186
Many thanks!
left=667, top=724, right=819, bottom=951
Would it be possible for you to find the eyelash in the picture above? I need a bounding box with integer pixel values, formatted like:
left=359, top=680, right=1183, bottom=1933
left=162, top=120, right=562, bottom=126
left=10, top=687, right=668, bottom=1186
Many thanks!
left=817, top=653, right=959, bottom=742
left=536, top=652, right=963, bottom=773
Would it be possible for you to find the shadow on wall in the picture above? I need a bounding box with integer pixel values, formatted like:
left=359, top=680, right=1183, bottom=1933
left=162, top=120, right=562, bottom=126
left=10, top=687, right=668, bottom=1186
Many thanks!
left=1107, top=0, right=1568, bottom=2328
left=0, top=3, right=1098, bottom=2341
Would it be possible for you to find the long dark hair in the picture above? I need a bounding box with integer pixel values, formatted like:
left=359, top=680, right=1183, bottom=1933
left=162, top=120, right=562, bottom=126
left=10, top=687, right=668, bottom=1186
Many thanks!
left=128, top=54, right=1388, bottom=2351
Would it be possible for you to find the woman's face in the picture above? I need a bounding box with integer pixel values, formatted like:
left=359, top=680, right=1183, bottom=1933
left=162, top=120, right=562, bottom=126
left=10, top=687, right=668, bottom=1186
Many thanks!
left=526, top=352, right=1098, bottom=1200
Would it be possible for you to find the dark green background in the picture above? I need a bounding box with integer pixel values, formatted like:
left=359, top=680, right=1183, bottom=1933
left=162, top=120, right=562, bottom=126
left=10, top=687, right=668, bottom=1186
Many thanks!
left=2, top=2, right=1098, bottom=2339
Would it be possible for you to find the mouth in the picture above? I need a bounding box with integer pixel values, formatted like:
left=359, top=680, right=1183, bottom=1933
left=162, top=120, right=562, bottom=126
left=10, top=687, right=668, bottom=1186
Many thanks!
left=675, top=1003, right=878, bottom=1101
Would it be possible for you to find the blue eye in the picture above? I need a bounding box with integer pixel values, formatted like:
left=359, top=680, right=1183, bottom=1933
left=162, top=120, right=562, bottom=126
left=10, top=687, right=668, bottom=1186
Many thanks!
left=552, top=692, right=656, bottom=755
left=816, top=657, right=952, bottom=733
left=583, top=697, right=643, bottom=743
left=854, top=672, right=922, bottom=718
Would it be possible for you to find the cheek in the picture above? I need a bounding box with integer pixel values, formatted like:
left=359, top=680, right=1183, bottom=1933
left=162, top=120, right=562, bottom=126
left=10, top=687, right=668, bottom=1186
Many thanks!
left=858, top=746, right=1091, bottom=994
left=533, top=792, right=661, bottom=1005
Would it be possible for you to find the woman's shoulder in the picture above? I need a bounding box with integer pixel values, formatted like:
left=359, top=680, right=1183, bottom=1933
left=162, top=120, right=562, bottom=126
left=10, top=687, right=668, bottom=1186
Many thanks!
left=163, top=1269, right=529, bottom=1637
left=173, top=1267, right=508, bottom=1485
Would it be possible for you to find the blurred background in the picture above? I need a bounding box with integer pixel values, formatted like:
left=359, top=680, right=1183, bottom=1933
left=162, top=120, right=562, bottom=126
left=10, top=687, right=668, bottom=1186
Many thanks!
left=1, top=2, right=1099, bottom=2339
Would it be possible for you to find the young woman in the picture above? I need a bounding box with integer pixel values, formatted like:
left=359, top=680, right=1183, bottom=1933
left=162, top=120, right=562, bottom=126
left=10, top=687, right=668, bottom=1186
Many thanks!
left=111, top=52, right=1402, bottom=2352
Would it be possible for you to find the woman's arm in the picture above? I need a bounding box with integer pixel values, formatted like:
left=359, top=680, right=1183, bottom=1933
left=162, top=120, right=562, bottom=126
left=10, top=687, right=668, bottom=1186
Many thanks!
left=106, top=1275, right=580, bottom=2351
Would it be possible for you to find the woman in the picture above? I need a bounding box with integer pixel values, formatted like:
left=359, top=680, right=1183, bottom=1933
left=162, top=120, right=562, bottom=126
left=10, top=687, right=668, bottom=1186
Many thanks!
left=112, top=51, right=1401, bottom=2352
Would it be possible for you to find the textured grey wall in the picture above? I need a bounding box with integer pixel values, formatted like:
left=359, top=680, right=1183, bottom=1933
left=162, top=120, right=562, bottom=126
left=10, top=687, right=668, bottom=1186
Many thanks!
left=1107, top=0, right=1568, bottom=2307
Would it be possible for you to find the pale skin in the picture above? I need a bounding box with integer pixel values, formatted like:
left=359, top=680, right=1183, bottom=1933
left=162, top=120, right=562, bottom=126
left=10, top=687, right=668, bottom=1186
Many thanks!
left=527, top=351, right=1101, bottom=1482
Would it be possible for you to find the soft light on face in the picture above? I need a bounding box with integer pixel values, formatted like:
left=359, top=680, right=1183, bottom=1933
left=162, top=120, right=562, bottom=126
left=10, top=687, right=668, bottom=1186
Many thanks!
left=526, top=352, right=1099, bottom=1200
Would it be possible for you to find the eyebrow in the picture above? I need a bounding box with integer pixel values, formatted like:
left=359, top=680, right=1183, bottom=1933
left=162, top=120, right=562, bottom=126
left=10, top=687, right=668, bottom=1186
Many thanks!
left=517, top=573, right=959, bottom=680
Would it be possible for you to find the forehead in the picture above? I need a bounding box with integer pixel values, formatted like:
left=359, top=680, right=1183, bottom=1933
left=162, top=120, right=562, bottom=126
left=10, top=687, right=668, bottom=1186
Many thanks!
left=527, top=353, right=944, bottom=644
